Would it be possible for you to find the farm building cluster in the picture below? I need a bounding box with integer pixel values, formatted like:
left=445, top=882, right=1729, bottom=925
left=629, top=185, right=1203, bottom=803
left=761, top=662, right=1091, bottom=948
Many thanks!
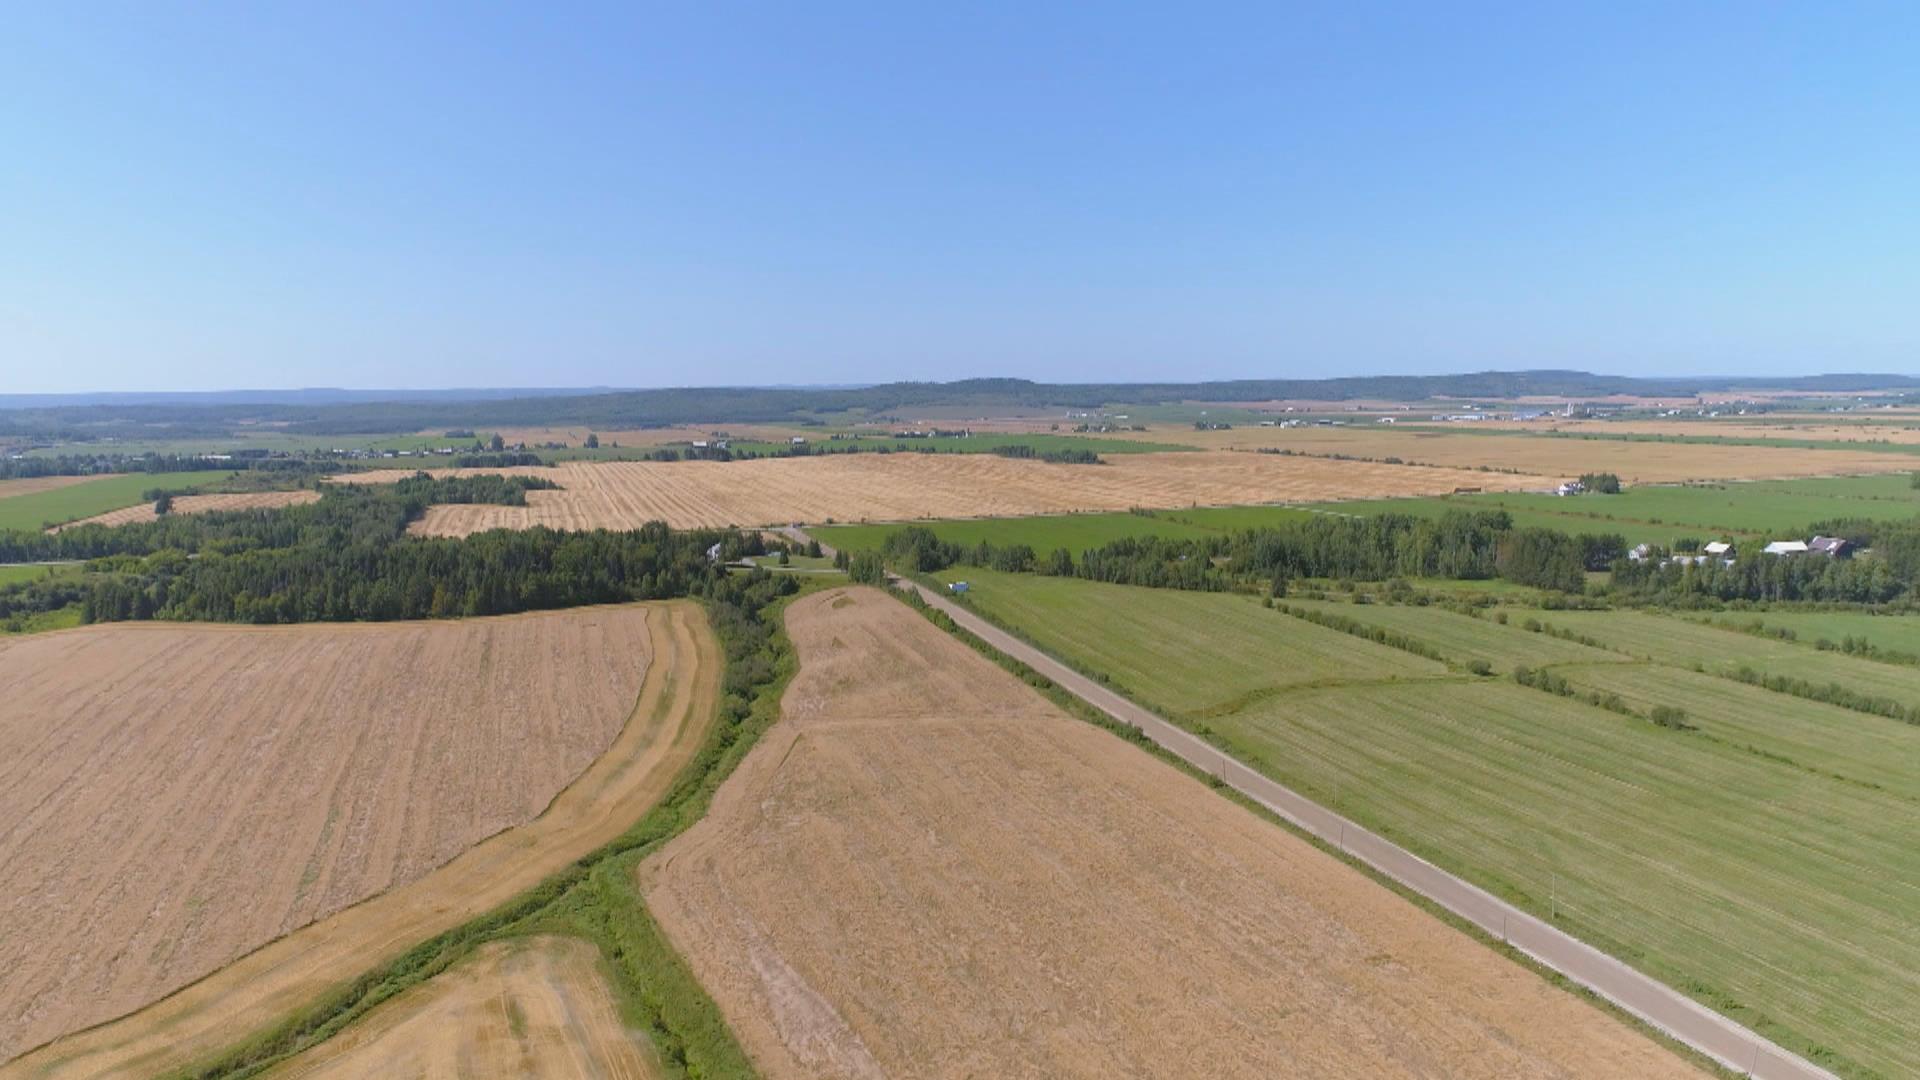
left=1628, top=535, right=1853, bottom=567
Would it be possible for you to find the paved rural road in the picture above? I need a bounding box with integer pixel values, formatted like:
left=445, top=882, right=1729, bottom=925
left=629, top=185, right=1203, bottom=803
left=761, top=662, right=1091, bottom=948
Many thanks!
left=786, top=528, right=1839, bottom=1080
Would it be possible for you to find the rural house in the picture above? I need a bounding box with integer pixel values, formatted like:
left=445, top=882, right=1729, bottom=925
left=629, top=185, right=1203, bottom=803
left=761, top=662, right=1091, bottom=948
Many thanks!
left=1809, top=535, right=1852, bottom=558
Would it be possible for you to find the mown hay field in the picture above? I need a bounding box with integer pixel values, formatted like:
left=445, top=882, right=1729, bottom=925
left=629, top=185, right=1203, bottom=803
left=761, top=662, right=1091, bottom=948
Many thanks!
left=51, top=489, right=322, bottom=530
left=268, top=936, right=659, bottom=1079
left=1536, top=608, right=1920, bottom=708
left=943, top=572, right=1920, bottom=1077
left=1106, top=424, right=1920, bottom=482
left=1695, top=611, right=1920, bottom=656
left=345, top=452, right=1547, bottom=534
left=638, top=586, right=1699, bottom=1079
left=0, top=603, right=714, bottom=1074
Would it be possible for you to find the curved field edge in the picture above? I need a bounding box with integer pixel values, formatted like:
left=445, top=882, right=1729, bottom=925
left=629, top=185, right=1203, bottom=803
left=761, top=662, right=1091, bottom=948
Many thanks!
left=886, top=584, right=1736, bottom=1079
left=169, top=582, right=815, bottom=1080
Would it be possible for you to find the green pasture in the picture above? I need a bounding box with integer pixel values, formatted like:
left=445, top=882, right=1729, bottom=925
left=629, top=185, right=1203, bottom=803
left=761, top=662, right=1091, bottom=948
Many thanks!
left=1535, top=609, right=1920, bottom=710
left=0, top=472, right=234, bottom=532
left=1310, top=475, right=1920, bottom=547
left=931, top=569, right=1443, bottom=717
left=0, top=562, right=81, bottom=587
left=816, top=505, right=1318, bottom=555
left=936, top=570, right=1920, bottom=1076
left=1692, top=611, right=1920, bottom=657
left=1276, top=597, right=1628, bottom=673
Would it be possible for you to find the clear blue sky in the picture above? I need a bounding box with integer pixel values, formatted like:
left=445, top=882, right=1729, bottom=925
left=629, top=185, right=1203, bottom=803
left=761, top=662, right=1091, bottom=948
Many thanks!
left=4, top=3, right=1917, bottom=392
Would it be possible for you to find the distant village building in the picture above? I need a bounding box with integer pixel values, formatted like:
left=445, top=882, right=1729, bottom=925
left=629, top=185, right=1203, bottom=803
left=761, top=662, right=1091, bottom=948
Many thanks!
left=1555, top=480, right=1586, bottom=497
left=1704, top=541, right=1734, bottom=557
left=1763, top=540, right=1810, bottom=557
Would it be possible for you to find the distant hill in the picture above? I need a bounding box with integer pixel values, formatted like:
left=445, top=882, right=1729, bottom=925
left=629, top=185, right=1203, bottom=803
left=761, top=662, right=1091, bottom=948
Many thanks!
left=3, top=371, right=1917, bottom=437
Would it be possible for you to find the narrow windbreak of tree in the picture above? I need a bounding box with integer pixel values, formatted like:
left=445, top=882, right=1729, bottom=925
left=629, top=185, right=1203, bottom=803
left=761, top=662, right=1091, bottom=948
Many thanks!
left=0, top=452, right=257, bottom=480
left=989, top=445, right=1102, bottom=464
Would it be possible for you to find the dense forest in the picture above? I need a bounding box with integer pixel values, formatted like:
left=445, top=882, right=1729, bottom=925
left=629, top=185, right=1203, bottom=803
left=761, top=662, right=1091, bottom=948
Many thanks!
left=0, top=473, right=775, bottom=625
left=876, top=511, right=1625, bottom=595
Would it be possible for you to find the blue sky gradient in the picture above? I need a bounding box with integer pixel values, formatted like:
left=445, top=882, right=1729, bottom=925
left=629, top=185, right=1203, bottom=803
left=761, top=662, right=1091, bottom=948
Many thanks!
left=4, top=3, right=1917, bottom=391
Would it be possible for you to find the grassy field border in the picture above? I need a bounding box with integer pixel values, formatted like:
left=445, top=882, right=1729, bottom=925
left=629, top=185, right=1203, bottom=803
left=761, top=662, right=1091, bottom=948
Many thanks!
left=172, top=582, right=830, bottom=1079
left=885, top=581, right=1735, bottom=1079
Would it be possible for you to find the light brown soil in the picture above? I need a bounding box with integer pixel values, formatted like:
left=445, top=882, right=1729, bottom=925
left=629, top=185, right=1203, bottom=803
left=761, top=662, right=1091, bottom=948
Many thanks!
left=1108, top=425, right=1920, bottom=482
left=0, top=475, right=99, bottom=501
left=638, top=587, right=1702, bottom=1079
left=267, top=936, right=658, bottom=1080
left=345, top=452, right=1549, bottom=534
left=1, top=602, right=716, bottom=1077
left=51, top=490, right=322, bottom=530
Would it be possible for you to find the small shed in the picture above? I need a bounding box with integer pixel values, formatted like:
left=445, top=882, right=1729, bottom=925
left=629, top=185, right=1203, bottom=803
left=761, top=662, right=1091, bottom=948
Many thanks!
left=1704, top=541, right=1734, bottom=557
left=948, top=581, right=970, bottom=594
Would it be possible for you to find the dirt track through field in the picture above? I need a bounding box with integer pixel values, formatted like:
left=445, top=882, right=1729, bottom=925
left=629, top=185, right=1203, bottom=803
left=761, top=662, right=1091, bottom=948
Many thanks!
left=52, top=490, right=322, bottom=530
left=344, top=451, right=1549, bottom=534
left=638, top=586, right=1701, bottom=1078
left=3, top=601, right=718, bottom=1079
left=267, top=935, right=658, bottom=1079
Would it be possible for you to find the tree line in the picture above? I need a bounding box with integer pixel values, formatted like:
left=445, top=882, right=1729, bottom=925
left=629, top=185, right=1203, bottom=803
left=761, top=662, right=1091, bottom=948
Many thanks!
left=873, top=511, right=1628, bottom=595
left=0, top=472, right=782, bottom=625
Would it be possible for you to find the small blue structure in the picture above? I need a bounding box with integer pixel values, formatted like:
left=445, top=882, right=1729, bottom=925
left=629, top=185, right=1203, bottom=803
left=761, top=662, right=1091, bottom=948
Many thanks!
left=949, top=581, right=970, bottom=594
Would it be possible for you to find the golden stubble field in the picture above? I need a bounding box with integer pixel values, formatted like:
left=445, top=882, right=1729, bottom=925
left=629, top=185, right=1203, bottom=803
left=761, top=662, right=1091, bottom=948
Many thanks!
left=1111, top=424, right=1920, bottom=481
left=343, top=451, right=1550, bottom=534
left=51, top=489, right=322, bottom=530
left=0, top=604, right=695, bottom=1071
left=638, top=587, right=1700, bottom=1078
left=0, top=475, right=99, bottom=501
left=268, top=936, right=658, bottom=1079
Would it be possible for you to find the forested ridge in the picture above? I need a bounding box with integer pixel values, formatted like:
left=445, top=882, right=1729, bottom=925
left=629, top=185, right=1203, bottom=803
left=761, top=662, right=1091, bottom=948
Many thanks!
left=8, top=370, right=1920, bottom=438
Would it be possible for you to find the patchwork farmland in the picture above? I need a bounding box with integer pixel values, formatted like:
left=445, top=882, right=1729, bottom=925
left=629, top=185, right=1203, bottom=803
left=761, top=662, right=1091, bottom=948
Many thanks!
left=937, top=570, right=1920, bottom=1078
left=51, top=489, right=322, bottom=530
left=0, top=603, right=714, bottom=1074
left=348, top=451, right=1551, bottom=534
left=638, top=586, right=1700, bottom=1078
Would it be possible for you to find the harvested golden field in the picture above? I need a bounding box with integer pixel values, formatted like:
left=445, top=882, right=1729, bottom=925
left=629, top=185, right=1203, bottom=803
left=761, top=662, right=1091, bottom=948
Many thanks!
left=51, top=489, right=322, bottom=530
left=1109, top=424, right=1919, bottom=481
left=351, top=452, right=1547, bottom=534
left=269, top=936, right=658, bottom=1079
left=0, top=475, right=98, bottom=501
left=638, top=587, right=1699, bottom=1079
left=1, top=603, right=716, bottom=1075
left=494, top=423, right=814, bottom=447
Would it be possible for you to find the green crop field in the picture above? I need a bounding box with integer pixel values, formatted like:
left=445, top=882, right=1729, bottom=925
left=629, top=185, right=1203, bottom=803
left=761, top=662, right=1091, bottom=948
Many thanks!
left=1312, top=475, right=1920, bottom=548
left=816, top=504, right=1318, bottom=555
left=1276, top=597, right=1631, bottom=673
left=930, top=569, right=1444, bottom=717
left=935, top=570, right=1919, bottom=1076
left=0, top=562, right=81, bottom=587
left=0, top=473, right=234, bottom=532
left=1534, top=609, right=1920, bottom=710
left=1692, top=611, right=1920, bottom=657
